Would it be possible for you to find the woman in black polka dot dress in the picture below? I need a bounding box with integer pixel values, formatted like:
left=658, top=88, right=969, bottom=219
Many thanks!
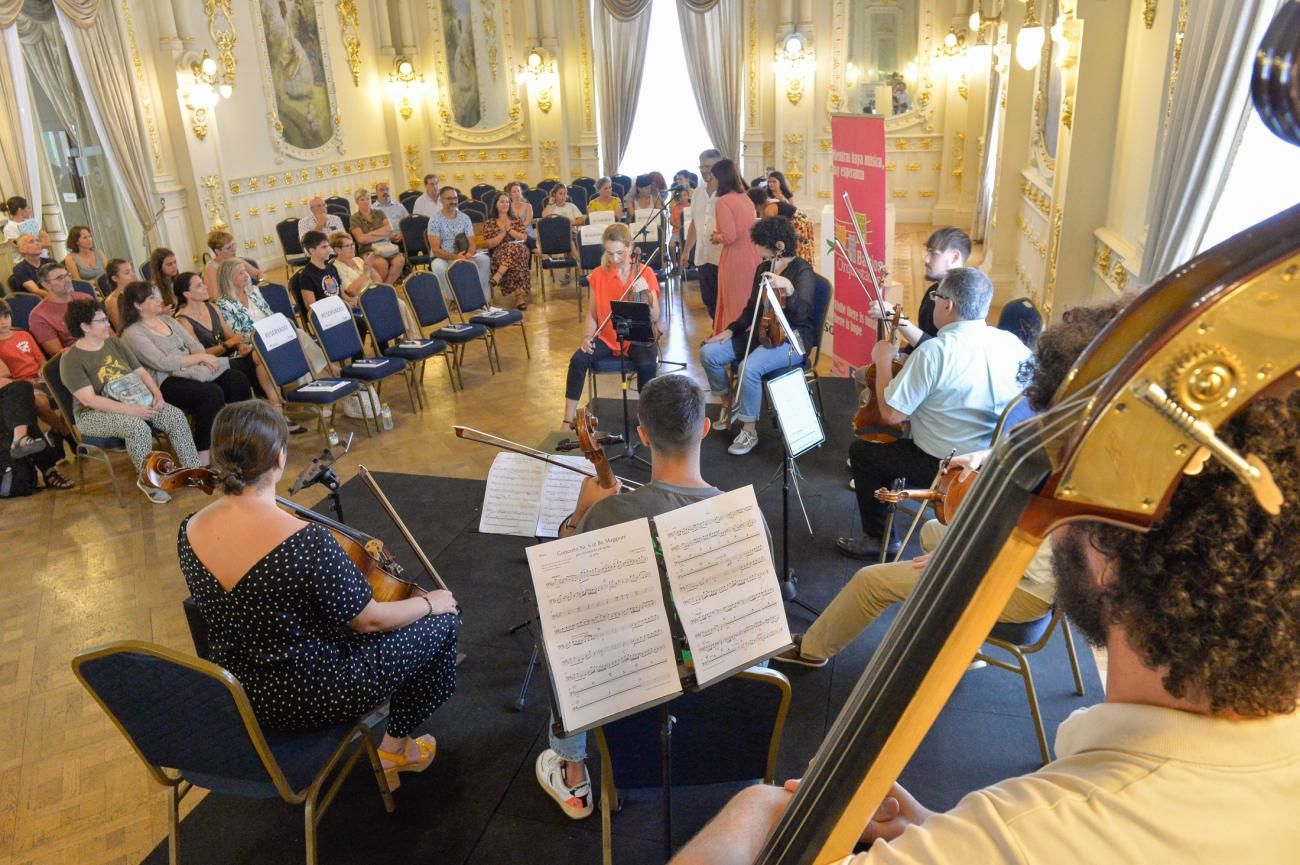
left=179, top=400, right=459, bottom=789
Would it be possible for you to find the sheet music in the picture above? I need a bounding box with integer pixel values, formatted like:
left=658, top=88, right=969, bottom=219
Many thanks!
left=479, top=452, right=589, bottom=537
left=766, top=367, right=826, bottom=458
left=527, top=519, right=682, bottom=734
left=654, top=486, right=791, bottom=687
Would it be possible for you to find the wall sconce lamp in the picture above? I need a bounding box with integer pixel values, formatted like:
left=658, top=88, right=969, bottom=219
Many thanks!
left=516, top=47, right=557, bottom=113
left=387, top=57, right=424, bottom=121
left=1015, top=0, right=1046, bottom=70
left=180, top=50, right=230, bottom=140
left=935, top=26, right=968, bottom=59
left=773, top=31, right=813, bottom=105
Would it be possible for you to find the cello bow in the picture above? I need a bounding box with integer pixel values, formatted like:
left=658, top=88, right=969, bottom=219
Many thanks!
left=754, top=201, right=1300, bottom=865
left=356, top=465, right=451, bottom=593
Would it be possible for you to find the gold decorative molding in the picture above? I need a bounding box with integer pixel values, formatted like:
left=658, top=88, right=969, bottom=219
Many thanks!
left=747, top=3, right=757, bottom=125
left=540, top=140, right=559, bottom=178
left=918, top=190, right=935, bottom=198
left=248, top=207, right=260, bottom=216
left=906, top=162, right=922, bottom=172
left=229, top=181, right=241, bottom=195
left=782, top=133, right=805, bottom=191
left=1019, top=177, right=1051, bottom=220
left=337, top=0, right=362, bottom=86
left=577, top=0, right=593, bottom=130
left=233, top=211, right=241, bottom=221
left=266, top=202, right=277, bottom=213
left=951, top=131, right=965, bottom=194
left=244, top=239, right=257, bottom=250
left=189, top=107, right=210, bottom=141
left=957, top=74, right=969, bottom=101
left=428, top=0, right=525, bottom=145
left=1015, top=215, right=1048, bottom=259
left=1143, top=0, right=1157, bottom=28
left=885, top=162, right=896, bottom=172
left=251, top=0, right=345, bottom=162
left=816, top=190, right=831, bottom=199
left=1093, top=234, right=1136, bottom=294
left=403, top=144, right=421, bottom=189
left=1163, top=0, right=1190, bottom=134
left=262, top=234, right=275, bottom=246
left=200, top=174, right=228, bottom=230
left=1061, top=97, right=1074, bottom=131
left=120, top=0, right=162, bottom=172
left=203, top=0, right=237, bottom=92
left=228, top=154, right=391, bottom=197
left=892, top=190, right=909, bottom=199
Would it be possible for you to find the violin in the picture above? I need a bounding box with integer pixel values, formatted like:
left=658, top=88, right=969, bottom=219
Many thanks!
left=627, top=247, right=660, bottom=341
left=873, top=464, right=977, bottom=525
left=758, top=255, right=788, bottom=350
left=141, top=452, right=422, bottom=603
left=852, top=304, right=906, bottom=442
left=572, top=406, right=618, bottom=489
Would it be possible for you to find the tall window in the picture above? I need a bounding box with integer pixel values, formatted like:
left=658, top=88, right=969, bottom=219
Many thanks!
left=617, top=0, right=712, bottom=181
left=1199, top=112, right=1300, bottom=251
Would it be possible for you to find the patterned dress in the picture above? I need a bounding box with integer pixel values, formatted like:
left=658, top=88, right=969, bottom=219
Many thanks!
left=483, top=215, right=532, bottom=302
left=180, top=519, right=459, bottom=738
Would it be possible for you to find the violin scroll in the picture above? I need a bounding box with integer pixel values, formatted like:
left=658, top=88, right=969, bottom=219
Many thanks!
left=573, top=407, right=618, bottom=490
left=141, top=452, right=220, bottom=495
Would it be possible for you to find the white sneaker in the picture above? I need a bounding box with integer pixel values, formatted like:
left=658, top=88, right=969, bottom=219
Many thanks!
left=535, top=749, right=593, bottom=820
left=728, top=429, right=759, bottom=455
left=137, top=479, right=171, bottom=505
left=715, top=404, right=731, bottom=431
left=849, top=477, right=856, bottom=491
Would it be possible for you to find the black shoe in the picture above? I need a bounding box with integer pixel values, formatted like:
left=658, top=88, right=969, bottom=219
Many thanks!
left=770, top=634, right=828, bottom=669
left=835, top=535, right=902, bottom=561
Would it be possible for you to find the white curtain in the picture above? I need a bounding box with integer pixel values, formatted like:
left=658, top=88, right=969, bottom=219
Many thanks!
left=676, top=0, right=742, bottom=159
left=594, top=0, right=653, bottom=176
left=0, top=26, right=36, bottom=205
left=1139, top=0, right=1281, bottom=284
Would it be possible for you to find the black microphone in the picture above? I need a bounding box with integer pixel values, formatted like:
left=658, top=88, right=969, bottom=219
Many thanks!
left=668, top=183, right=688, bottom=192
left=555, top=434, right=625, bottom=452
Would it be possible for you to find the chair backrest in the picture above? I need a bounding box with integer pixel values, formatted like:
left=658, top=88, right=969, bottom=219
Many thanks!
left=535, top=179, right=561, bottom=195
left=140, top=261, right=154, bottom=282
left=252, top=313, right=311, bottom=386
left=537, top=215, right=573, bottom=255
left=609, top=178, right=628, bottom=199
left=325, top=195, right=351, bottom=216
left=524, top=188, right=548, bottom=220
left=470, top=183, right=496, bottom=202
left=308, top=296, right=366, bottom=364
left=577, top=225, right=606, bottom=270
left=72, top=641, right=297, bottom=798
left=275, top=218, right=305, bottom=257
left=402, top=272, right=450, bottom=328
left=611, top=174, right=633, bottom=197
left=400, top=215, right=431, bottom=255
left=464, top=208, right=486, bottom=226
left=398, top=189, right=420, bottom=213
left=571, top=176, right=598, bottom=198
left=992, top=391, right=1037, bottom=442
left=808, top=273, right=832, bottom=360
left=595, top=667, right=790, bottom=789
left=71, top=278, right=98, bottom=300
left=6, top=292, right=39, bottom=330
left=258, top=282, right=298, bottom=322
left=326, top=203, right=350, bottom=220
left=358, top=283, right=408, bottom=346
left=96, top=272, right=113, bottom=298
left=446, top=260, right=488, bottom=313
left=566, top=185, right=589, bottom=212
left=996, top=296, right=1044, bottom=349
left=459, top=201, right=487, bottom=222
left=39, top=355, right=85, bottom=445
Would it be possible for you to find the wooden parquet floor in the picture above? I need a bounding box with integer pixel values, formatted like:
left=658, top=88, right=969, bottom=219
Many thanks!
left=3, top=225, right=1062, bottom=865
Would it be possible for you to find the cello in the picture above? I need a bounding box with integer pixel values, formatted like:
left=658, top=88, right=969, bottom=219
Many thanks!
left=851, top=304, right=905, bottom=442
left=753, top=195, right=1300, bottom=864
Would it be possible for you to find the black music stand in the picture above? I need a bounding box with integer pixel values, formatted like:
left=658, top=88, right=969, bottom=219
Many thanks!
left=608, top=300, right=655, bottom=469
left=765, top=367, right=826, bottom=616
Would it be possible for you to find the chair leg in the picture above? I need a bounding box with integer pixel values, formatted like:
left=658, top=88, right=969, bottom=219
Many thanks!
left=364, top=734, right=397, bottom=813
left=101, top=450, right=125, bottom=507
left=352, top=394, right=374, bottom=437
left=442, top=353, right=457, bottom=393
left=1017, top=652, right=1052, bottom=765
left=304, top=797, right=318, bottom=865
left=483, top=336, right=498, bottom=373
left=1061, top=617, right=1086, bottom=696
left=168, top=784, right=182, bottom=865
left=517, top=322, right=531, bottom=358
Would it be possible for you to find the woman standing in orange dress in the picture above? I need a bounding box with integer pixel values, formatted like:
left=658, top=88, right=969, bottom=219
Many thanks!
left=708, top=159, right=762, bottom=336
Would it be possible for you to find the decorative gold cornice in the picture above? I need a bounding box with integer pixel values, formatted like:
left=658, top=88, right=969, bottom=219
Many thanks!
left=228, top=153, right=391, bottom=197
left=337, top=0, right=362, bottom=86
left=1019, top=177, right=1051, bottom=220
left=202, top=0, right=237, bottom=92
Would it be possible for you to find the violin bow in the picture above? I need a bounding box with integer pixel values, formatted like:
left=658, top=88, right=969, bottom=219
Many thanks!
left=452, top=426, right=643, bottom=489
left=836, top=190, right=896, bottom=342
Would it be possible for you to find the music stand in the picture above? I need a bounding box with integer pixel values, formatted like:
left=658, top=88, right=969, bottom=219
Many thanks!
left=765, top=366, right=825, bottom=616
left=607, top=300, right=655, bottom=468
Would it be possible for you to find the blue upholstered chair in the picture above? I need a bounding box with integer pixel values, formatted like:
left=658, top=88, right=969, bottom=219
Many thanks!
left=252, top=313, right=363, bottom=439
left=258, top=282, right=300, bottom=325
left=537, top=215, right=578, bottom=304
left=275, top=217, right=309, bottom=275
left=6, top=292, right=39, bottom=331
left=399, top=215, right=432, bottom=271
left=996, top=296, right=1045, bottom=349
left=72, top=641, right=394, bottom=865
left=446, top=261, right=529, bottom=370
left=358, top=283, right=453, bottom=406
left=403, top=273, right=494, bottom=387
left=308, top=297, right=413, bottom=418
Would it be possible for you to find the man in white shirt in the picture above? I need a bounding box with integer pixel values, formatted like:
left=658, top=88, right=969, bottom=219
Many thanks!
left=412, top=174, right=440, bottom=220
left=680, top=148, right=722, bottom=320
left=297, top=197, right=346, bottom=241
left=671, top=299, right=1300, bottom=865
left=373, top=181, right=410, bottom=237
left=839, top=267, right=1031, bottom=560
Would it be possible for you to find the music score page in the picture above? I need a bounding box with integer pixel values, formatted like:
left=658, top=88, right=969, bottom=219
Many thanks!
left=526, top=518, right=682, bottom=734
left=654, top=486, right=792, bottom=686
left=479, top=452, right=589, bottom=537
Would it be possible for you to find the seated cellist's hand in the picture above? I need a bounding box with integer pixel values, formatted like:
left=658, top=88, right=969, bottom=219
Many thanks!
left=870, top=337, right=897, bottom=367
left=858, top=782, right=934, bottom=845
left=866, top=299, right=891, bottom=321
left=424, top=589, right=459, bottom=616
left=573, top=476, right=621, bottom=523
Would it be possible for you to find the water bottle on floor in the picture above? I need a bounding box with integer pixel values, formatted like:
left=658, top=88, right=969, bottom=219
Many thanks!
left=380, top=404, right=394, bottom=432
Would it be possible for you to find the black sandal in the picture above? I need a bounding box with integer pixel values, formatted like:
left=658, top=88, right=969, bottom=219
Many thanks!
left=42, top=467, right=75, bottom=490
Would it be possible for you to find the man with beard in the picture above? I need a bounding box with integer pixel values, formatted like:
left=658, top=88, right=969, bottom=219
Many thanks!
left=670, top=298, right=1300, bottom=864
left=866, top=227, right=970, bottom=352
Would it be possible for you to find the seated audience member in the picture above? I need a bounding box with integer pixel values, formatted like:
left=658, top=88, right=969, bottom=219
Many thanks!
left=181, top=400, right=460, bottom=785
left=148, top=247, right=181, bottom=309
left=327, top=231, right=422, bottom=334
left=427, top=186, right=492, bottom=301
left=214, top=259, right=330, bottom=377
left=63, top=225, right=108, bottom=283
left=10, top=234, right=53, bottom=297
left=483, top=192, right=532, bottom=310
left=701, top=216, right=818, bottom=456
left=562, top=222, right=660, bottom=426
left=647, top=171, right=668, bottom=198
left=0, top=363, right=71, bottom=490
left=373, top=181, right=410, bottom=233
left=745, top=186, right=774, bottom=219
left=291, top=231, right=352, bottom=311
left=0, top=298, right=71, bottom=439
left=587, top=177, right=625, bottom=220
left=29, top=263, right=95, bottom=356
left=841, top=267, right=1030, bottom=561
left=59, top=298, right=200, bottom=504
left=202, top=230, right=265, bottom=295
left=411, top=174, right=440, bottom=219
left=538, top=374, right=719, bottom=820
left=297, top=196, right=347, bottom=241
left=174, top=272, right=304, bottom=434
left=503, top=181, right=536, bottom=242
left=670, top=299, right=1300, bottom=865
left=349, top=187, right=405, bottom=284
left=3, top=196, right=48, bottom=250
left=625, top=174, right=661, bottom=215
left=542, top=184, right=585, bottom=226
left=102, top=258, right=136, bottom=332
left=670, top=176, right=694, bottom=236
left=121, top=281, right=252, bottom=465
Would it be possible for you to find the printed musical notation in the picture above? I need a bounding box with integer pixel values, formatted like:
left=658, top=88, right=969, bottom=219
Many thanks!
left=479, top=452, right=588, bottom=537
left=654, top=486, right=791, bottom=686
left=526, top=518, right=681, bottom=733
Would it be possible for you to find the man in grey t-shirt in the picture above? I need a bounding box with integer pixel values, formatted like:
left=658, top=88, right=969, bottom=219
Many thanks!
left=537, top=374, right=719, bottom=821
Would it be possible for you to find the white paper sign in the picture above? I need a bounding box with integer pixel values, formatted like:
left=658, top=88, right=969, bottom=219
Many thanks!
left=526, top=518, right=682, bottom=734
left=654, top=486, right=791, bottom=687
left=479, top=452, right=590, bottom=538
left=311, top=295, right=353, bottom=332
left=253, top=313, right=296, bottom=350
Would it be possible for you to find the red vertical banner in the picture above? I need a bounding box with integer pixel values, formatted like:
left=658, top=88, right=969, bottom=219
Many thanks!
left=830, top=114, right=888, bottom=375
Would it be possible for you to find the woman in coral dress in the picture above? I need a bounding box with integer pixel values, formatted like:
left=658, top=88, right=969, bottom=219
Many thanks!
left=708, top=159, right=762, bottom=336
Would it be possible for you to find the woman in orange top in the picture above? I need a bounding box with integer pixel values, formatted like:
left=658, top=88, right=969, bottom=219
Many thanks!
left=562, top=223, right=660, bottom=426
left=708, top=159, right=762, bottom=336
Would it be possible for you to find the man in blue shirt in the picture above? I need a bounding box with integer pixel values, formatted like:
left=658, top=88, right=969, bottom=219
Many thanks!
left=427, top=186, right=492, bottom=303
left=839, top=267, right=1031, bottom=559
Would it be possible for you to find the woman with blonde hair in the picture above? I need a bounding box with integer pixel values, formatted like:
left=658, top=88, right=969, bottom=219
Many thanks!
left=212, top=258, right=330, bottom=380
left=561, top=222, right=660, bottom=425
